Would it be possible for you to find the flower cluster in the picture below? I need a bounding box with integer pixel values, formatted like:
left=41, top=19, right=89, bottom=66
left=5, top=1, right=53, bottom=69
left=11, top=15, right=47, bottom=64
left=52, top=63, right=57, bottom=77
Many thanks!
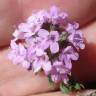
left=8, top=6, right=85, bottom=91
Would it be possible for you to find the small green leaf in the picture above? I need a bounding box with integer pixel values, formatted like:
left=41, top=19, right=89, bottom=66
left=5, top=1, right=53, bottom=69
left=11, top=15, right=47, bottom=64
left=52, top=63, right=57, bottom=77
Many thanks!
left=59, top=32, right=68, bottom=41
left=48, top=76, right=53, bottom=85
left=60, top=82, right=70, bottom=93
left=74, top=83, right=81, bottom=90
left=80, top=84, right=85, bottom=89
left=69, top=86, right=72, bottom=91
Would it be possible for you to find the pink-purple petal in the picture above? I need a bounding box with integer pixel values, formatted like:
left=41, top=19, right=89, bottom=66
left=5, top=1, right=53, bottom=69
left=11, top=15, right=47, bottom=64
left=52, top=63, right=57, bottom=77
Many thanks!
left=50, top=31, right=59, bottom=41
left=33, top=61, right=42, bottom=73
left=50, top=42, right=59, bottom=54
left=38, top=29, right=49, bottom=38
left=43, top=61, right=52, bottom=75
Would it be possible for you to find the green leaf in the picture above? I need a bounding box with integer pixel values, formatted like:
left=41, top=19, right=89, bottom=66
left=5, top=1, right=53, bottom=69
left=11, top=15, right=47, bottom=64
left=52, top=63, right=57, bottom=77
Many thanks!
left=80, top=84, right=85, bottom=89
left=59, top=32, right=68, bottom=41
left=60, top=82, right=70, bottom=93
left=69, top=86, right=72, bottom=91
left=48, top=76, right=53, bottom=85
left=74, top=83, right=81, bottom=90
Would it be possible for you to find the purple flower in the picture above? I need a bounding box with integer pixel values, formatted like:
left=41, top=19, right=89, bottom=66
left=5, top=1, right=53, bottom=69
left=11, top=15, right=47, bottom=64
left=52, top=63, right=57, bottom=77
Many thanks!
left=27, top=10, right=49, bottom=25
left=66, top=23, right=75, bottom=33
left=13, top=23, right=41, bottom=39
left=27, top=42, right=36, bottom=62
left=49, top=6, right=59, bottom=24
left=8, top=40, right=30, bottom=69
left=59, top=12, right=68, bottom=19
left=49, top=6, right=68, bottom=24
left=38, top=29, right=59, bottom=54
left=50, top=6, right=59, bottom=19
left=36, top=10, right=50, bottom=23
left=13, top=23, right=33, bottom=39
left=68, top=30, right=85, bottom=50
left=27, top=38, right=45, bottom=62
left=33, top=53, right=52, bottom=75
left=59, top=46, right=79, bottom=69
left=27, top=13, right=38, bottom=24
left=66, top=23, right=79, bottom=32
left=51, top=61, right=69, bottom=84
left=8, top=6, right=85, bottom=88
left=27, top=40, right=52, bottom=74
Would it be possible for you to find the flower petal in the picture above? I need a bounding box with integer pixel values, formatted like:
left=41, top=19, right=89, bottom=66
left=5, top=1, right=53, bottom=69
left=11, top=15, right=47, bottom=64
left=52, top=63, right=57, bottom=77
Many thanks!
left=19, top=43, right=26, bottom=56
left=36, top=48, right=44, bottom=56
left=51, top=74, right=61, bottom=83
left=40, top=39, right=50, bottom=50
left=80, top=43, right=85, bottom=49
left=10, top=40, right=18, bottom=50
left=38, top=29, right=49, bottom=38
left=22, top=60, right=30, bottom=69
left=33, top=61, right=42, bottom=73
left=43, top=61, right=52, bottom=75
left=50, top=6, right=58, bottom=17
left=18, top=23, right=31, bottom=33
left=50, top=31, right=59, bottom=41
left=70, top=52, right=79, bottom=60
left=64, top=57, right=72, bottom=69
left=13, top=29, right=20, bottom=38
left=50, top=42, right=59, bottom=54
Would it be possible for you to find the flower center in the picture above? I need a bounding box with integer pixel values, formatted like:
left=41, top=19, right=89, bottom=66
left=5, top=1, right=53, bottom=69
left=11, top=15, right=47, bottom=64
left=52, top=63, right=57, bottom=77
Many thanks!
left=50, top=35, right=55, bottom=41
